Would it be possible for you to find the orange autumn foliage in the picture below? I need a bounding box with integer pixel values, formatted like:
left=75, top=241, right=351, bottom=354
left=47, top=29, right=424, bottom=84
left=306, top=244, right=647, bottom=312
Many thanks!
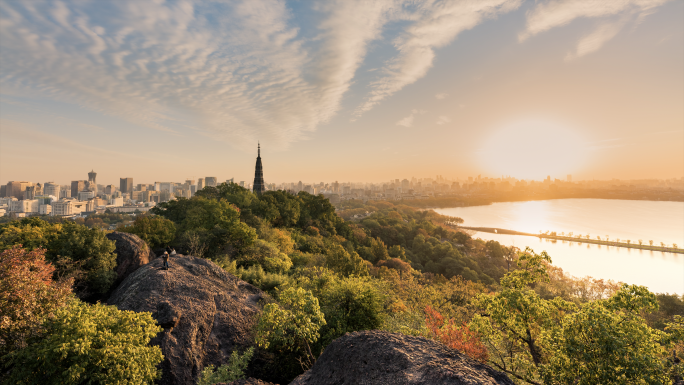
left=0, top=245, right=73, bottom=355
left=425, top=305, right=488, bottom=363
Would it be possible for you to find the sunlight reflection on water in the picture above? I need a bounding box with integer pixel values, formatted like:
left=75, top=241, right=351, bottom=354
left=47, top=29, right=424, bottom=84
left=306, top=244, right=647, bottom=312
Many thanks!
left=436, top=199, right=684, bottom=294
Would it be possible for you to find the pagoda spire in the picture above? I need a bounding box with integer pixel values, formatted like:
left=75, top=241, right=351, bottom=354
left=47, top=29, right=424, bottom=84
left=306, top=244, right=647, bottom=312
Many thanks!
left=253, top=142, right=265, bottom=195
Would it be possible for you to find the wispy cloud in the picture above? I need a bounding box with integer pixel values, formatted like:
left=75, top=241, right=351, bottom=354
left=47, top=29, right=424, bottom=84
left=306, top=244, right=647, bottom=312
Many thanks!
left=396, top=108, right=426, bottom=127
left=355, top=0, right=521, bottom=116
left=436, top=115, right=451, bottom=125
left=521, top=0, right=672, bottom=59
left=396, top=115, right=414, bottom=127
left=435, top=92, right=448, bottom=100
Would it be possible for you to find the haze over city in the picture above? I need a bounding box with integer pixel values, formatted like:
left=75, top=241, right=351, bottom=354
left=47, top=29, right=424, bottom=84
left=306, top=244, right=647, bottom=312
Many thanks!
left=1, top=0, right=683, bottom=186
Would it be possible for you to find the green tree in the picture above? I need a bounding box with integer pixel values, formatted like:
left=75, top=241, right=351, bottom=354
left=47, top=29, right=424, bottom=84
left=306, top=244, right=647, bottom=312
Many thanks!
left=323, top=244, right=369, bottom=277
left=48, top=221, right=117, bottom=297
left=369, top=237, right=390, bottom=264
left=470, top=249, right=572, bottom=383
left=117, top=215, right=176, bottom=248
left=0, top=217, right=60, bottom=251
left=318, top=276, right=387, bottom=346
left=154, top=197, right=256, bottom=258
left=5, top=300, right=163, bottom=385
left=541, top=286, right=668, bottom=384
left=238, top=239, right=292, bottom=273
left=471, top=248, right=672, bottom=384
left=255, top=287, right=326, bottom=366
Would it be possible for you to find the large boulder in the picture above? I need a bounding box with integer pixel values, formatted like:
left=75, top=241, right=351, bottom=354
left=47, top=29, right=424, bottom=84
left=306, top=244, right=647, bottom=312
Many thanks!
left=108, top=255, right=267, bottom=385
left=106, top=231, right=155, bottom=286
left=290, top=330, right=514, bottom=385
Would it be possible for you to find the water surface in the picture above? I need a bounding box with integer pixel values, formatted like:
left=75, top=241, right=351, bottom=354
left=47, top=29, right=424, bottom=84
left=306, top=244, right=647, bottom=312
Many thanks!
left=435, top=199, right=684, bottom=294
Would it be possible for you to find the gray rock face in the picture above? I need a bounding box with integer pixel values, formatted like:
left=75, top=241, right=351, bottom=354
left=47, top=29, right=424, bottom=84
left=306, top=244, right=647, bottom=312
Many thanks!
left=290, top=330, right=515, bottom=385
left=105, top=231, right=155, bottom=286
left=156, top=301, right=181, bottom=329
left=108, top=255, right=267, bottom=385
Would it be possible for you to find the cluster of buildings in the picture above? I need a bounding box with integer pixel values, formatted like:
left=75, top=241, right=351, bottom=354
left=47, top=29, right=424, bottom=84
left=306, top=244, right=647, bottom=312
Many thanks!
left=0, top=171, right=228, bottom=219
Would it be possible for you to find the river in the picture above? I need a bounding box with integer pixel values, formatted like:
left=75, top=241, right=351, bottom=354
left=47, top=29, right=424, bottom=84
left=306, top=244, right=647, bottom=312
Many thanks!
left=434, top=199, right=684, bottom=294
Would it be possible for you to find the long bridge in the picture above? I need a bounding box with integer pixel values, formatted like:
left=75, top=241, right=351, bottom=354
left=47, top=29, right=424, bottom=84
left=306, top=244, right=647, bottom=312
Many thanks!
left=453, top=226, right=683, bottom=254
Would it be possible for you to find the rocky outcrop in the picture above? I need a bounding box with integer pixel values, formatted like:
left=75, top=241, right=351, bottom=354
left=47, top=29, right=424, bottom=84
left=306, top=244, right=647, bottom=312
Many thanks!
left=108, top=255, right=267, bottom=385
left=106, top=231, right=155, bottom=286
left=290, top=330, right=514, bottom=385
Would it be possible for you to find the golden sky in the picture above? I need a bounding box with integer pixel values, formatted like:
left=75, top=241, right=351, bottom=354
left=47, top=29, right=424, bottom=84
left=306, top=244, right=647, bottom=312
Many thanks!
left=1, top=0, right=682, bottom=185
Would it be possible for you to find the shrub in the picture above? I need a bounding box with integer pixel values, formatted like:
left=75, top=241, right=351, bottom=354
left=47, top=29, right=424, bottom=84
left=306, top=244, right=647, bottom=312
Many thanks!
left=324, top=244, right=368, bottom=277
left=256, top=287, right=326, bottom=367
left=259, top=226, right=295, bottom=254
left=197, top=347, right=254, bottom=385
left=318, top=276, right=387, bottom=345
left=238, top=239, right=292, bottom=273
left=425, top=305, right=488, bottom=362
left=237, top=265, right=293, bottom=294
left=0, top=246, right=72, bottom=357
left=48, top=221, right=117, bottom=297
left=5, top=300, right=163, bottom=385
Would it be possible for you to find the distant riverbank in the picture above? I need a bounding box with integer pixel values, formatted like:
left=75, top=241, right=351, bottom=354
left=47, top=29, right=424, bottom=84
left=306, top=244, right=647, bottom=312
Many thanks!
left=394, top=190, right=683, bottom=210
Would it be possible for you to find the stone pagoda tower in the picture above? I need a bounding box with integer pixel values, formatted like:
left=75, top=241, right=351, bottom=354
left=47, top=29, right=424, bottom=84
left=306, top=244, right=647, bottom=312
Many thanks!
left=252, top=143, right=265, bottom=195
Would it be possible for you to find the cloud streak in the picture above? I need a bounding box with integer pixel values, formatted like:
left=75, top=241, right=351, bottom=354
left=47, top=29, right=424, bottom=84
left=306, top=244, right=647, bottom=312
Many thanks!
left=521, top=0, right=673, bottom=59
left=396, top=108, right=426, bottom=127
left=355, top=0, right=522, bottom=116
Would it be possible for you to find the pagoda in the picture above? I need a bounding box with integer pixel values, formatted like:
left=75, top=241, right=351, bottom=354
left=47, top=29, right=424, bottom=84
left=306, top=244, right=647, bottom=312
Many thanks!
left=252, top=143, right=265, bottom=195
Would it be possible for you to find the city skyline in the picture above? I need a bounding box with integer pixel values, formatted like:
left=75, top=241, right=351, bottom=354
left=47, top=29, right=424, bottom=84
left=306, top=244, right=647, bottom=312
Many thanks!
left=1, top=0, right=683, bottom=184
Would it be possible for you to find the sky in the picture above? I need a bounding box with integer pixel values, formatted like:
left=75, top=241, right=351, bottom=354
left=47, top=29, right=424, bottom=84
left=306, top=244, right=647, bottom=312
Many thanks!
left=1, top=0, right=682, bottom=186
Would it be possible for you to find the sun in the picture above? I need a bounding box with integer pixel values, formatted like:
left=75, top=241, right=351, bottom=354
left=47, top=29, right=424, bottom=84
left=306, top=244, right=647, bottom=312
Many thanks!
left=478, top=120, right=586, bottom=180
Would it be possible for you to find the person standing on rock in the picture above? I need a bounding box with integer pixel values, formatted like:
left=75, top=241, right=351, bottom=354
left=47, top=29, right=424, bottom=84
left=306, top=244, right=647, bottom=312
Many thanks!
left=162, top=251, right=170, bottom=270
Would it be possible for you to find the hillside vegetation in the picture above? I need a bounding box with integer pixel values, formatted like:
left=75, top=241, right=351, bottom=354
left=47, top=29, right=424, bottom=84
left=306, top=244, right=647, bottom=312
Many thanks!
left=0, top=183, right=682, bottom=384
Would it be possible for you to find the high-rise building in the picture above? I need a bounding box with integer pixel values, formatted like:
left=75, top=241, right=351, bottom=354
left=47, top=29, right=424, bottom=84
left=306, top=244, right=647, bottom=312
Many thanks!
left=5, top=181, right=32, bottom=200
left=88, top=170, right=97, bottom=185
left=44, top=182, right=60, bottom=197
left=120, top=178, right=133, bottom=194
left=567, top=174, right=572, bottom=182
left=0, top=185, right=5, bottom=198
left=24, top=184, right=42, bottom=200
left=71, top=181, right=85, bottom=198
left=197, top=178, right=205, bottom=190
left=78, top=190, right=95, bottom=201
left=205, top=177, right=218, bottom=187
left=53, top=200, right=74, bottom=216
left=252, top=143, right=265, bottom=195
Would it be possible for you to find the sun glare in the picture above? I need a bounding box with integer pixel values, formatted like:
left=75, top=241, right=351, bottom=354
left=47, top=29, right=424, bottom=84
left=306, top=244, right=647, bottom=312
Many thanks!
left=478, top=120, right=586, bottom=180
